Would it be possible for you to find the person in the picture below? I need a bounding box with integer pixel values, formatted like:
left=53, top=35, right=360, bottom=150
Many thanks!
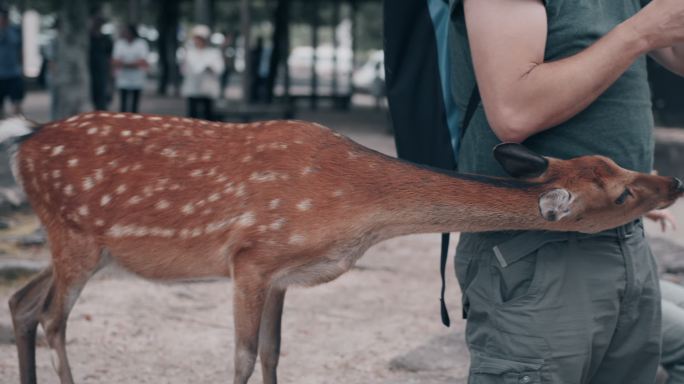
left=647, top=209, right=684, bottom=384
left=89, top=16, right=113, bottom=111
left=449, top=1, right=684, bottom=383
left=112, top=24, right=148, bottom=113
left=180, top=25, right=224, bottom=120
left=0, top=7, right=24, bottom=117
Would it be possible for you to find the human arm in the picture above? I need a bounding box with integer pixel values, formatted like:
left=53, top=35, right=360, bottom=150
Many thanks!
left=649, top=44, right=684, bottom=77
left=463, top=0, right=684, bottom=143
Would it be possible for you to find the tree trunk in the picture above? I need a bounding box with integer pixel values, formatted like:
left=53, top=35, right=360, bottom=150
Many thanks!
left=157, top=0, right=180, bottom=96
left=54, top=0, right=89, bottom=119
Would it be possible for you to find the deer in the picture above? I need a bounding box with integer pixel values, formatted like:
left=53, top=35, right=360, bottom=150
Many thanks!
left=2, top=112, right=683, bottom=384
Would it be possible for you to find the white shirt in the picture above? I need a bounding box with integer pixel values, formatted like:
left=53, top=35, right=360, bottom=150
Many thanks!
left=181, top=46, right=225, bottom=99
left=112, top=38, right=149, bottom=90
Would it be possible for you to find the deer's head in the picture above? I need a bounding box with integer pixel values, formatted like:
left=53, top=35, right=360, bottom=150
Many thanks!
left=494, top=143, right=684, bottom=233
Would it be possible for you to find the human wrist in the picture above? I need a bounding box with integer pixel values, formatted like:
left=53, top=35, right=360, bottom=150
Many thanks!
left=615, top=17, right=654, bottom=57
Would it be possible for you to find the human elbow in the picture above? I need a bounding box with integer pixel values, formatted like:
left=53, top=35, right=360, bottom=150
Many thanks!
left=487, top=105, right=539, bottom=143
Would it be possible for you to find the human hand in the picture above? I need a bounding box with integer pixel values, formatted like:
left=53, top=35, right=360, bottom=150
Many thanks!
left=645, top=208, right=678, bottom=232
left=629, top=0, right=684, bottom=50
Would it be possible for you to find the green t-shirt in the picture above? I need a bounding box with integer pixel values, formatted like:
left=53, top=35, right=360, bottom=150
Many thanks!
left=448, top=0, right=654, bottom=252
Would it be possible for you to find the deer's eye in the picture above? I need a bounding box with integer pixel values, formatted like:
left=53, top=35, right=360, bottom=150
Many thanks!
left=614, top=188, right=633, bottom=205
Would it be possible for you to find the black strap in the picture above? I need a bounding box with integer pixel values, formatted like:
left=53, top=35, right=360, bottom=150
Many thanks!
left=439, top=85, right=480, bottom=327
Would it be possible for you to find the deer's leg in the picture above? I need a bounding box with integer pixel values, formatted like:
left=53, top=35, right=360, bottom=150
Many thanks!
left=9, top=268, right=54, bottom=384
left=40, top=269, right=92, bottom=384
left=259, top=287, right=286, bottom=384
left=232, top=270, right=268, bottom=384
left=16, top=231, right=104, bottom=384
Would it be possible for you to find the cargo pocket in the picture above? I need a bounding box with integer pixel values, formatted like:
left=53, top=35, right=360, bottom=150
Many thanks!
left=490, top=232, right=568, bottom=305
left=470, top=353, right=543, bottom=384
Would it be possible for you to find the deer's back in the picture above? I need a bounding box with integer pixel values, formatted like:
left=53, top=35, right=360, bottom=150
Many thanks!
left=16, top=113, right=385, bottom=279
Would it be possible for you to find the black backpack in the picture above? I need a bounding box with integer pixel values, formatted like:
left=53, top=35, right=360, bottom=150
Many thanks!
left=384, top=0, right=480, bottom=327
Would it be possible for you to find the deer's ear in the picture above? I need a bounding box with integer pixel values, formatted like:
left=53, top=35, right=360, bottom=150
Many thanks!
left=493, top=143, right=549, bottom=178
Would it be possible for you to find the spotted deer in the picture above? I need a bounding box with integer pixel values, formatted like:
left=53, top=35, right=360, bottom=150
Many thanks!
left=3, top=112, right=683, bottom=384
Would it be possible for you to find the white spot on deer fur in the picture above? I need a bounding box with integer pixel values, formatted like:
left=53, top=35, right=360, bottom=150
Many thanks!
left=190, top=169, right=203, bottom=177
left=94, top=169, right=104, bottom=181
left=181, top=203, right=195, bottom=215
left=201, top=152, right=213, bottom=161
left=148, top=116, right=163, bottom=121
left=333, top=190, right=344, bottom=197
left=100, top=125, right=112, bottom=136
left=119, top=166, right=130, bottom=173
left=242, top=155, right=253, bottom=163
left=100, top=195, right=112, bottom=206
left=128, top=195, right=142, bottom=205
left=208, top=193, right=220, bottom=202
left=131, top=114, right=143, bottom=119
left=83, top=177, right=94, bottom=190
left=250, top=171, right=278, bottom=182
left=64, top=184, right=74, bottom=196
left=86, top=127, right=98, bottom=135
left=95, top=145, right=107, bottom=155
left=237, top=212, right=255, bottom=227
left=216, top=175, right=228, bottom=183
left=202, top=208, right=212, bottom=215
left=66, top=116, right=79, bottom=122
left=155, top=200, right=170, bottom=210
left=301, top=166, right=314, bottom=175
left=107, top=224, right=175, bottom=238
left=297, top=199, right=312, bottom=211
left=116, top=185, right=127, bottom=194
left=113, top=114, right=126, bottom=118
left=289, top=234, right=305, bottom=245
left=131, top=163, right=142, bottom=171
left=264, top=121, right=278, bottom=126
left=270, top=218, right=286, bottom=230
left=83, top=113, right=94, bottom=119
left=235, top=183, right=246, bottom=197
left=95, top=219, right=105, bottom=227
left=169, top=184, right=180, bottom=191
left=78, top=205, right=89, bottom=216
left=50, top=145, right=64, bottom=156
left=348, top=151, right=360, bottom=159
left=121, top=130, right=131, bottom=137
left=98, top=112, right=111, bottom=117
left=51, top=170, right=61, bottom=178
left=67, top=158, right=79, bottom=167
left=143, top=186, right=154, bottom=196
left=269, top=199, right=281, bottom=210
left=161, top=148, right=178, bottom=158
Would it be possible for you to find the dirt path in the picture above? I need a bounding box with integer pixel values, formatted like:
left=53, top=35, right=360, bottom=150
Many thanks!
left=0, top=233, right=469, bottom=384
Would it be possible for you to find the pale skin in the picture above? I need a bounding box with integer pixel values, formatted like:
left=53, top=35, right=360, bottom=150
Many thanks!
left=464, top=0, right=684, bottom=142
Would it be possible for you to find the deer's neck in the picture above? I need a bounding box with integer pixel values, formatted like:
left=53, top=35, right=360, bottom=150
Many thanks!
left=367, top=161, right=549, bottom=238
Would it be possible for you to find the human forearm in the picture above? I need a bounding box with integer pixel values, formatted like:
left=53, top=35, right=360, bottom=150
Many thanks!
left=649, top=43, right=684, bottom=77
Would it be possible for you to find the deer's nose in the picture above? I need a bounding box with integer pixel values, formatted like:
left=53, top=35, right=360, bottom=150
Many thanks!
left=673, top=177, right=684, bottom=194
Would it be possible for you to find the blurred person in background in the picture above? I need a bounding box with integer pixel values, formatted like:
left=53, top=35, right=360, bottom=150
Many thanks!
left=112, top=24, right=148, bottom=113
left=89, top=16, right=113, bottom=111
left=181, top=25, right=224, bottom=120
left=219, top=30, right=236, bottom=99
left=0, top=7, right=24, bottom=117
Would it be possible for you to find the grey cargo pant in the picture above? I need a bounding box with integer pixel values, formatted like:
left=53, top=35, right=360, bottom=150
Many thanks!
left=455, top=221, right=661, bottom=384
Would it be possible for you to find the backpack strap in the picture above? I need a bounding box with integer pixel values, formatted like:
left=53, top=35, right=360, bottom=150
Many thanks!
left=439, top=84, right=480, bottom=327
